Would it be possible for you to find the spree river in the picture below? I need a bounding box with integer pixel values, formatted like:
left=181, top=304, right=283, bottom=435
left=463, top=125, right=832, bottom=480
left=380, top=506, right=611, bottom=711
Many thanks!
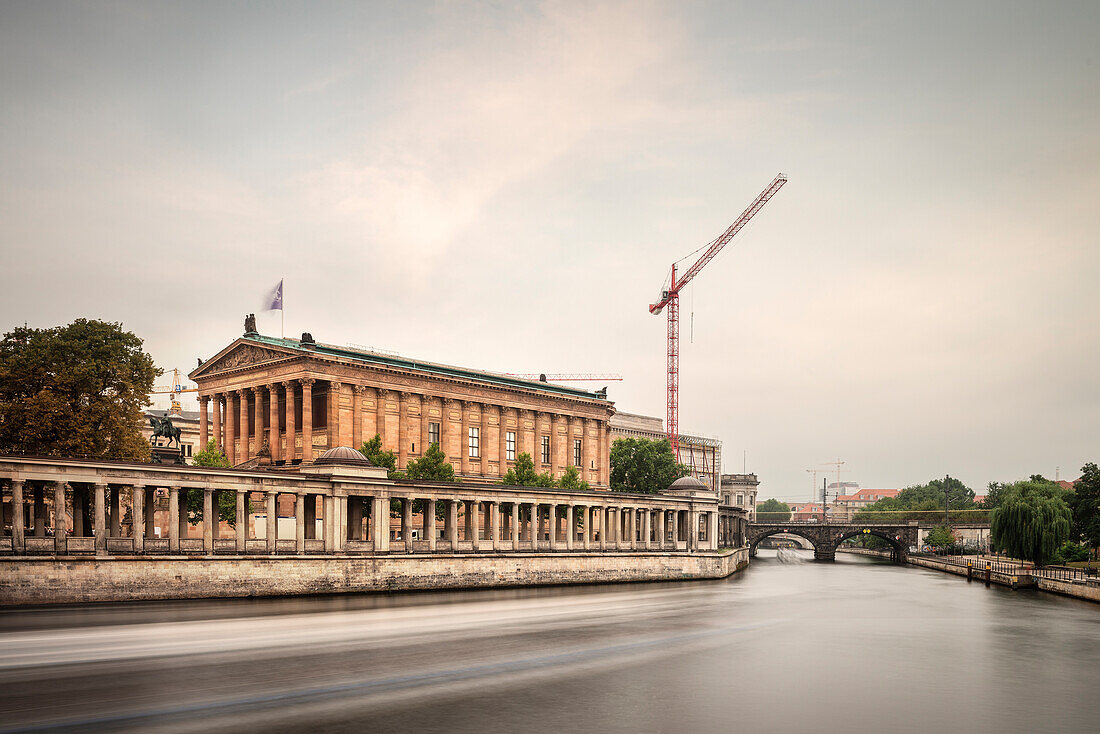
left=1, top=551, right=1097, bottom=733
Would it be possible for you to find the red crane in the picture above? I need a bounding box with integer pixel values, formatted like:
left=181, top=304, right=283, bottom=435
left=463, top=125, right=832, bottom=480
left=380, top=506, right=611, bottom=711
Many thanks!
left=648, top=173, right=788, bottom=458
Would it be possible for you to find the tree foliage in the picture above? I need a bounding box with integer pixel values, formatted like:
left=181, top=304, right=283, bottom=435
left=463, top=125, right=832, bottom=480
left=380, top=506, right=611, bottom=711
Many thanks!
left=990, top=478, right=1072, bottom=565
left=0, top=319, right=159, bottom=460
left=924, top=525, right=956, bottom=548
left=502, top=452, right=554, bottom=487
left=756, top=498, right=791, bottom=522
left=856, top=476, right=979, bottom=522
left=1067, top=462, right=1100, bottom=548
left=193, top=440, right=230, bottom=468
left=360, top=434, right=401, bottom=478
left=404, top=442, right=456, bottom=482
left=609, top=437, right=688, bottom=494
left=557, top=464, right=589, bottom=491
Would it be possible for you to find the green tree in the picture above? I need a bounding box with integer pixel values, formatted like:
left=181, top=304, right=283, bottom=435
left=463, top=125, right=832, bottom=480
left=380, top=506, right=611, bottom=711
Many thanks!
left=193, top=440, right=230, bottom=468
left=756, top=498, right=791, bottom=522
left=609, top=437, right=688, bottom=494
left=1067, top=462, right=1100, bottom=548
left=360, top=434, right=400, bottom=478
left=557, top=464, right=589, bottom=491
left=924, top=525, right=956, bottom=548
left=502, top=452, right=554, bottom=487
left=990, top=478, right=1072, bottom=565
left=404, top=442, right=456, bottom=482
left=0, top=319, right=160, bottom=460
left=856, top=476, right=979, bottom=522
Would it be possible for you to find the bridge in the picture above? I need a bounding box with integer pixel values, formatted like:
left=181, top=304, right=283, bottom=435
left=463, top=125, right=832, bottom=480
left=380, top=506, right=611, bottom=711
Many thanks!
left=747, top=521, right=920, bottom=563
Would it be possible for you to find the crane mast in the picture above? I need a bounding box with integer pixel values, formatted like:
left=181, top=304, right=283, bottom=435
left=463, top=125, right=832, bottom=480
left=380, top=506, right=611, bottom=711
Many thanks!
left=649, top=173, right=787, bottom=459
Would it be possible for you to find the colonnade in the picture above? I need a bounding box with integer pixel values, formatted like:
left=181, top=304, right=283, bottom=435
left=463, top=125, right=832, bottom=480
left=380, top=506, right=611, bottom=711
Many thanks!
left=1, top=478, right=741, bottom=556
left=198, top=380, right=611, bottom=485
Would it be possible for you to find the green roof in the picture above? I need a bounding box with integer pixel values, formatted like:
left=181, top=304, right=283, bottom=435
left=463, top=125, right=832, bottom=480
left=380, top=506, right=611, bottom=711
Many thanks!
left=245, top=335, right=609, bottom=402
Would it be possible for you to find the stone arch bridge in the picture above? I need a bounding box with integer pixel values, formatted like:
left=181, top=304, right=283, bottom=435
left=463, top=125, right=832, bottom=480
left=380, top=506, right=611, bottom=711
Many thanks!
left=747, top=522, right=920, bottom=563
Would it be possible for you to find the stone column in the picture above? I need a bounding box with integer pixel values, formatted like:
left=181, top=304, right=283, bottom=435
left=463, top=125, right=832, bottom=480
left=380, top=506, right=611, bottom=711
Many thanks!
left=267, top=384, right=280, bottom=462
left=401, top=497, right=414, bottom=551
left=238, top=389, right=250, bottom=461
left=52, top=482, right=66, bottom=552
left=235, top=491, right=246, bottom=552
left=419, top=396, right=431, bottom=455
left=133, top=485, right=145, bottom=552
left=252, top=386, right=264, bottom=456
left=496, top=406, right=507, bottom=476
left=163, top=486, right=178, bottom=553
left=12, top=479, right=24, bottom=552
left=398, top=392, right=409, bottom=467
left=202, top=488, right=213, bottom=554
left=445, top=500, right=458, bottom=551
left=583, top=506, right=593, bottom=550
left=199, top=396, right=210, bottom=449
left=330, top=496, right=342, bottom=553
left=473, top=402, right=484, bottom=476
left=424, top=499, right=436, bottom=551
left=283, top=380, right=296, bottom=464
left=225, top=393, right=236, bottom=464
left=460, top=401, right=471, bottom=476
left=353, top=385, right=365, bottom=451
left=491, top=502, right=500, bottom=551
left=508, top=503, right=518, bottom=550
left=301, top=379, right=314, bottom=462
left=600, top=422, right=610, bottom=486
left=375, top=388, right=388, bottom=448
left=372, top=496, right=390, bottom=552
left=529, top=502, right=539, bottom=551
left=466, top=499, right=479, bottom=550
left=708, top=511, right=719, bottom=550
left=565, top=505, right=574, bottom=551
left=295, top=493, right=305, bottom=554
left=266, top=492, right=277, bottom=554
left=643, top=509, right=652, bottom=550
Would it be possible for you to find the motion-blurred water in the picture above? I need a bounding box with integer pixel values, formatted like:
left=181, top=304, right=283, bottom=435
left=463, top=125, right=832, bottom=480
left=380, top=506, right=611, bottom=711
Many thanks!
left=1, top=551, right=1097, bottom=733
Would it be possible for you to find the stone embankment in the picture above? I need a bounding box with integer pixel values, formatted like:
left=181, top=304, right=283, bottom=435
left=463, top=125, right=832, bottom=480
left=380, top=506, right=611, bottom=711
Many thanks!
left=0, top=548, right=749, bottom=606
left=838, top=547, right=1100, bottom=603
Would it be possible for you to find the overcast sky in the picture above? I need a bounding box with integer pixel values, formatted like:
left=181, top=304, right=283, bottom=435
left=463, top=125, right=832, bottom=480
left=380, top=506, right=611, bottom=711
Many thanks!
left=2, top=1, right=1097, bottom=501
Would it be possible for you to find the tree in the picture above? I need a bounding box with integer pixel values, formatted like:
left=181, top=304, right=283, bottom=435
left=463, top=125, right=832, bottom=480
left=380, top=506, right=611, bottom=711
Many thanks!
left=756, top=498, right=791, bottom=522
left=924, top=525, right=956, bottom=548
left=557, top=464, right=589, bottom=491
left=1067, top=462, right=1100, bottom=548
left=404, top=442, right=456, bottom=482
left=990, top=478, right=1072, bottom=565
left=502, top=452, right=554, bottom=487
left=609, top=437, right=688, bottom=494
left=360, top=434, right=400, bottom=478
left=193, top=440, right=230, bottom=468
left=0, top=319, right=159, bottom=460
left=856, top=475, right=979, bottom=522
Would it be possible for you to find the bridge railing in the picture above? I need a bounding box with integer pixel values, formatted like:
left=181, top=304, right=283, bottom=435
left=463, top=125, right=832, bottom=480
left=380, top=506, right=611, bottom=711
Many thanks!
left=911, top=551, right=1098, bottom=582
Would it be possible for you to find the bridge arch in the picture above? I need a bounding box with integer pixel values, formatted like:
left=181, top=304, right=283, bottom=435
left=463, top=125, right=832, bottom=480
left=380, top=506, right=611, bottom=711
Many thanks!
left=834, top=529, right=906, bottom=564
left=747, top=523, right=916, bottom=564
left=748, top=527, right=819, bottom=556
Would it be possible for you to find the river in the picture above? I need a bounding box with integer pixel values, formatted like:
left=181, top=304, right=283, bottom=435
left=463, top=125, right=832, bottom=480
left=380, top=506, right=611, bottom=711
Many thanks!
left=1, top=551, right=1097, bottom=733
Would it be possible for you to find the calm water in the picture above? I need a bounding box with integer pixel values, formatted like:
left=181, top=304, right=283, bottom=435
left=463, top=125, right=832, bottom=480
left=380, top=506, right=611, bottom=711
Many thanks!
left=1, top=551, right=1097, bottom=733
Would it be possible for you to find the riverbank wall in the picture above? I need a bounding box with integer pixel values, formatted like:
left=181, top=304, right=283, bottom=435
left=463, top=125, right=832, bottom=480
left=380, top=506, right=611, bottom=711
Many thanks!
left=0, top=548, right=749, bottom=606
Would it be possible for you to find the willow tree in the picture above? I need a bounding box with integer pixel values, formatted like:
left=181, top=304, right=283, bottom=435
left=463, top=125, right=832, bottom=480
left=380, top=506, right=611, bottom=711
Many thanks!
left=990, top=479, right=1072, bottom=566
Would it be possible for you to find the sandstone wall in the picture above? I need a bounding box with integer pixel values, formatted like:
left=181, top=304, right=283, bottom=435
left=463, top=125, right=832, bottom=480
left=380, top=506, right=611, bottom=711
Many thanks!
left=0, top=549, right=749, bottom=606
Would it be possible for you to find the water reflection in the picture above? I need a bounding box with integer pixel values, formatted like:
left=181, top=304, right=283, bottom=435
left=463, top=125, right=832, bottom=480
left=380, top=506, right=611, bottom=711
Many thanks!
left=1, top=550, right=1097, bottom=733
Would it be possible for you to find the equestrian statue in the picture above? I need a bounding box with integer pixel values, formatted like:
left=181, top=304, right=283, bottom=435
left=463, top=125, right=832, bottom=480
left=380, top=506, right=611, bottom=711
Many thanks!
left=149, top=414, right=182, bottom=449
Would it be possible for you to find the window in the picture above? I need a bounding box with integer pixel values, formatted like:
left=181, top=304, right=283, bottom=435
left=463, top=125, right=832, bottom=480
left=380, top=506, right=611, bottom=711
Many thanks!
left=737, top=493, right=744, bottom=506
left=506, top=431, right=516, bottom=461
left=468, top=427, right=479, bottom=457
left=750, top=494, right=755, bottom=505
left=541, top=435, right=550, bottom=464
left=428, top=422, right=440, bottom=447
left=573, top=439, right=582, bottom=466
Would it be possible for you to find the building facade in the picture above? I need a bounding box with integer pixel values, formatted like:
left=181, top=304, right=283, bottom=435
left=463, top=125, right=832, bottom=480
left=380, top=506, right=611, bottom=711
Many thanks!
left=609, top=412, right=722, bottom=494
left=720, top=473, right=758, bottom=521
left=830, top=488, right=899, bottom=522
left=189, top=328, right=615, bottom=487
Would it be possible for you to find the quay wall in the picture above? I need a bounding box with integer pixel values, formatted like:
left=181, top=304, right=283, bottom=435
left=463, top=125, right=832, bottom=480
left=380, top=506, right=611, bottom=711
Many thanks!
left=0, top=548, right=749, bottom=606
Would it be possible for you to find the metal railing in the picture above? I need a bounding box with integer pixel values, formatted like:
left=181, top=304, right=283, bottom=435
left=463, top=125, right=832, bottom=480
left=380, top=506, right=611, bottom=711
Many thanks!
left=912, top=550, right=1098, bottom=582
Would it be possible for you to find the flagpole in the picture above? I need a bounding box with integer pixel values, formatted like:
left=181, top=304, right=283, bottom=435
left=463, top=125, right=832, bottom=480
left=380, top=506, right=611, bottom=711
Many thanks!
left=281, top=278, right=285, bottom=338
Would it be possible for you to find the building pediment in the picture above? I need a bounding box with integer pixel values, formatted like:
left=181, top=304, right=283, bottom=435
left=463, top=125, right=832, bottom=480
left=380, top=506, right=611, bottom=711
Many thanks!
left=190, top=340, right=299, bottom=380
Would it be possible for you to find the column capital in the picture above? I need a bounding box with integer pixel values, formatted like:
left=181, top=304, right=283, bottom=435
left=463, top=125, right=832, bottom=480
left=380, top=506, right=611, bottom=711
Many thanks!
left=199, top=395, right=210, bottom=405
left=354, top=384, right=368, bottom=394
left=236, top=388, right=248, bottom=398
left=329, top=380, right=343, bottom=390
left=281, top=379, right=294, bottom=389
left=300, top=377, right=315, bottom=388
left=250, top=385, right=263, bottom=395
left=399, top=390, right=411, bottom=400
left=266, top=382, right=279, bottom=392
left=444, top=397, right=460, bottom=406
left=378, top=387, right=392, bottom=398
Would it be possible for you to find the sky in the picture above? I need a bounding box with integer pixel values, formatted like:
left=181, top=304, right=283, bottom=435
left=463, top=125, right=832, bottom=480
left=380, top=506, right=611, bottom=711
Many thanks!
left=1, top=1, right=1097, bottom=502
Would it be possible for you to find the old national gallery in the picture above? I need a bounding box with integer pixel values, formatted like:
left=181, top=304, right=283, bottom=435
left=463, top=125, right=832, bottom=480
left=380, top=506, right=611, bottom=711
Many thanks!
left=191, top=329, right=614, bottom=486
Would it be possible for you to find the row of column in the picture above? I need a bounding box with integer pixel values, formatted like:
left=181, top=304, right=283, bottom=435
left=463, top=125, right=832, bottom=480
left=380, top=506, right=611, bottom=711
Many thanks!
left=200, top=381, right=611, bottom=485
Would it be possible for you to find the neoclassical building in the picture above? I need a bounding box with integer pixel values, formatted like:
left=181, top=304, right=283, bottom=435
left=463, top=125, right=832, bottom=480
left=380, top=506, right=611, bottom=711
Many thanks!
left=189, top=327, right=616, bottom=487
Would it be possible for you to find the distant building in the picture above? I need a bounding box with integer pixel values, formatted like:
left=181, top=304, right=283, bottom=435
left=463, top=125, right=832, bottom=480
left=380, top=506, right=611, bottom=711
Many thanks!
left=789, top=502, right=825, bottom=522
left=830, top=488, right=900, bottom=522
left=720, top=474, right=758, bottom=520
left=609, top=411, right=722, bottom=494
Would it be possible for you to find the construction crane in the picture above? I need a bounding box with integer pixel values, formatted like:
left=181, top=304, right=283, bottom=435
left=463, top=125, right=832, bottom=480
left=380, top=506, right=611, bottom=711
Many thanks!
left=150, top=368, right=198, bottom=414
left=648, top=173, right=788, bottom=458
left=504, top=373, right=623, bottom=382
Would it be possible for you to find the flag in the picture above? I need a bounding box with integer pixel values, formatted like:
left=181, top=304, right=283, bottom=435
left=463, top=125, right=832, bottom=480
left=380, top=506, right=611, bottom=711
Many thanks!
left=266, top=280, right=283, bottom=311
